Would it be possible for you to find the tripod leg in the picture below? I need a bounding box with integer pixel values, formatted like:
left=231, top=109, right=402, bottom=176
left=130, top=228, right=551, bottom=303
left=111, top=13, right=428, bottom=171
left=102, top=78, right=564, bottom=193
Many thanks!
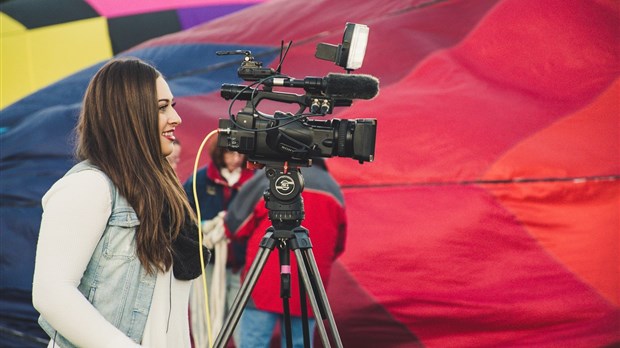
left=279, top=244, right=294, bottom=348
left=214, top=241, right=274, bottom=348
left=293, top=249, right=340, bottom=348
left=297, top=274, right=310, bottom=348
left=301, top=248, right=344, bottom=348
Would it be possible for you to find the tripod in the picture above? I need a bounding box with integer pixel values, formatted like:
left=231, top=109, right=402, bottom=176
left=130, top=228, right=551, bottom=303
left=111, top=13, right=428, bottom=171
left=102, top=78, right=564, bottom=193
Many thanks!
left=213, top=163, right=343, bottom=348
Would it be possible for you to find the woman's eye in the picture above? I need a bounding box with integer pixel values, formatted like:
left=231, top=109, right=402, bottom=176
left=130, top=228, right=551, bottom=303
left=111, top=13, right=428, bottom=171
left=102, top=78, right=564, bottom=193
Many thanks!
left=159, top=102, right=175, bottom=112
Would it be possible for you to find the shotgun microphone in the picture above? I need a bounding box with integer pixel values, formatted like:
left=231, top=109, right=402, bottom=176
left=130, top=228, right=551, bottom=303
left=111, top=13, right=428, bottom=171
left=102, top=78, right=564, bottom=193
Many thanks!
left=265, top=73, right=379, bottom=100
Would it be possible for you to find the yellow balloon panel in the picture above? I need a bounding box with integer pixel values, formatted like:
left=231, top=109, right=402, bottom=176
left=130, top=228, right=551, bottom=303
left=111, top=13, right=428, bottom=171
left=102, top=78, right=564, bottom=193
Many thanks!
left=1, top=17, right=113, bottom=108
left=1, top=31, right=34, bottom=107
left=1, top=13, right=26, bottom=34
left=29, top=17, right=113, bottom=93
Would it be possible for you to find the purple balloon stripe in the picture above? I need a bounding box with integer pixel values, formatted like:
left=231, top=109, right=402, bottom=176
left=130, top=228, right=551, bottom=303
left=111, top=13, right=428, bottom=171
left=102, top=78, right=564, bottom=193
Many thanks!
left=177, top=4, right=258, bottom=30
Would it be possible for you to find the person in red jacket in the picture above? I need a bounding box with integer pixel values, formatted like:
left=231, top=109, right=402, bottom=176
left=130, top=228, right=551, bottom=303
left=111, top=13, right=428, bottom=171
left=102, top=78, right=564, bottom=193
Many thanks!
left=224, top=158, right=347, bottom=348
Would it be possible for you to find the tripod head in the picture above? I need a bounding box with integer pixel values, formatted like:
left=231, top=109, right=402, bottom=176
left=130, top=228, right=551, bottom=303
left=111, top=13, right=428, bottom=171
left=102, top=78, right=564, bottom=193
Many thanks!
left=262, top=163, right=306, bottom=236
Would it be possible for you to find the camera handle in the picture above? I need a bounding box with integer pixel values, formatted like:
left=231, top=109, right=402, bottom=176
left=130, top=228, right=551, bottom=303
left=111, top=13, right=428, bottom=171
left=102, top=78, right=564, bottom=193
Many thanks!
left=213, top=165, right=343, bottom=348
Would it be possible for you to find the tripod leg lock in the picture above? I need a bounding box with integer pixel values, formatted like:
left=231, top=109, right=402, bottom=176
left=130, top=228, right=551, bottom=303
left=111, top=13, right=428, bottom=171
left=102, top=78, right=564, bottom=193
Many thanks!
left=290, top=228, right=312, bottom=250
left=259, top=231, right=278, bottom=249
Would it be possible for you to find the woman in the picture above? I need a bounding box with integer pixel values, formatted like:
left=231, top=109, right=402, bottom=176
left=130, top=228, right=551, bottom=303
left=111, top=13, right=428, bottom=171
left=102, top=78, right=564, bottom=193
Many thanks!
left=32, top=58, right=208, bottom=348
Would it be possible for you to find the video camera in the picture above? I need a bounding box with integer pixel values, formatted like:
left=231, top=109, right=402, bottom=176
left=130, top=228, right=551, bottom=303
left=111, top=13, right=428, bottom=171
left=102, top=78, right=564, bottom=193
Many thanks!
left=216, top=23, right=378, bottom=165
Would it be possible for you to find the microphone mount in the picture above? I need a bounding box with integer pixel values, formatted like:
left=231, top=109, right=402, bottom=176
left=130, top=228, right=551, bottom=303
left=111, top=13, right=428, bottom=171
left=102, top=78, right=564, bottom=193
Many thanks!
left=216, top=49, right=277, bottom=81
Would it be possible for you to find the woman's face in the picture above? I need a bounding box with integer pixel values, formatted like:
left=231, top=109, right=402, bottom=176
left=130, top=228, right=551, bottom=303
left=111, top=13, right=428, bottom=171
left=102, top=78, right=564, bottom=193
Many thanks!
left=157, top=76, right=181, bottom=156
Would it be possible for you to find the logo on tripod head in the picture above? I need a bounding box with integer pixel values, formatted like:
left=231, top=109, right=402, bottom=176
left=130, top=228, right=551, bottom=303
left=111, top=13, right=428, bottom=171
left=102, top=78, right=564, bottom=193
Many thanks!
left=275, top=175, right=295, bottom=196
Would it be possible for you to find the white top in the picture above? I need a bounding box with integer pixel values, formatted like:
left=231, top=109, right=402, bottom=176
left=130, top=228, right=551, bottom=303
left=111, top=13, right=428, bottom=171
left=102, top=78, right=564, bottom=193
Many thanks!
left=220, top=167, right=241, bottom=186
left=32, top=170, right=192, bottom=348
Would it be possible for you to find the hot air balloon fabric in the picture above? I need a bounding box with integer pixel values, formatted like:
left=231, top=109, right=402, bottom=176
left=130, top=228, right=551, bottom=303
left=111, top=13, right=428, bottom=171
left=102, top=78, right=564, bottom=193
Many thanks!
left=1, top=0, right=618, bottom=347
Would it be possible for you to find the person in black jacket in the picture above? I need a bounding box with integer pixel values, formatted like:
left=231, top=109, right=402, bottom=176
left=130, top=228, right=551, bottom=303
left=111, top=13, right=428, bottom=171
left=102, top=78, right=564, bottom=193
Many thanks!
left=183, top=145, right=255, bottom=347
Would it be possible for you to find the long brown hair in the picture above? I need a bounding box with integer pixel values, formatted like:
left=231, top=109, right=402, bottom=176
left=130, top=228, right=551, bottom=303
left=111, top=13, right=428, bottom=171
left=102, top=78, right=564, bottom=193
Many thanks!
left=76, top=57, right=196, bottom=274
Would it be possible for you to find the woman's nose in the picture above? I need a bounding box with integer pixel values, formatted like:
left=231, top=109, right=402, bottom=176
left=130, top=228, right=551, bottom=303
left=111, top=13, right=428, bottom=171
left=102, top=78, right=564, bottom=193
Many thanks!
left=171, top=109, right=182, bottom=125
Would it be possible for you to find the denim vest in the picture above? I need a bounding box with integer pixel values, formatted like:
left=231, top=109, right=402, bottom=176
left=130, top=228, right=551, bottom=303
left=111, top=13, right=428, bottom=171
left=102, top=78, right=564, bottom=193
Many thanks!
left=38, top=161, right=157, bottom=347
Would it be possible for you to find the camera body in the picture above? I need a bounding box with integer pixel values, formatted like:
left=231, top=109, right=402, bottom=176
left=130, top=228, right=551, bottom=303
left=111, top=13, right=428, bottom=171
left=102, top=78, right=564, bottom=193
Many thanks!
left=218, top=110, right=376, bottom=164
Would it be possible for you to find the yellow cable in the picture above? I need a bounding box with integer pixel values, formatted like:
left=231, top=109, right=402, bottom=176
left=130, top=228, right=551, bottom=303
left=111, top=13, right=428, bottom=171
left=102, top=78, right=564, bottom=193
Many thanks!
left=192, top=129, right=219, bottom=348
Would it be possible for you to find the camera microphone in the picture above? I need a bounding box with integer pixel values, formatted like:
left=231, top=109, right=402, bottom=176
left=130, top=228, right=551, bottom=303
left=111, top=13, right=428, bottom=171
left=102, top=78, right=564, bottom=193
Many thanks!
left=324, top=73, right=379, bottom=100
left=266, top=73, right=379, bottom=100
